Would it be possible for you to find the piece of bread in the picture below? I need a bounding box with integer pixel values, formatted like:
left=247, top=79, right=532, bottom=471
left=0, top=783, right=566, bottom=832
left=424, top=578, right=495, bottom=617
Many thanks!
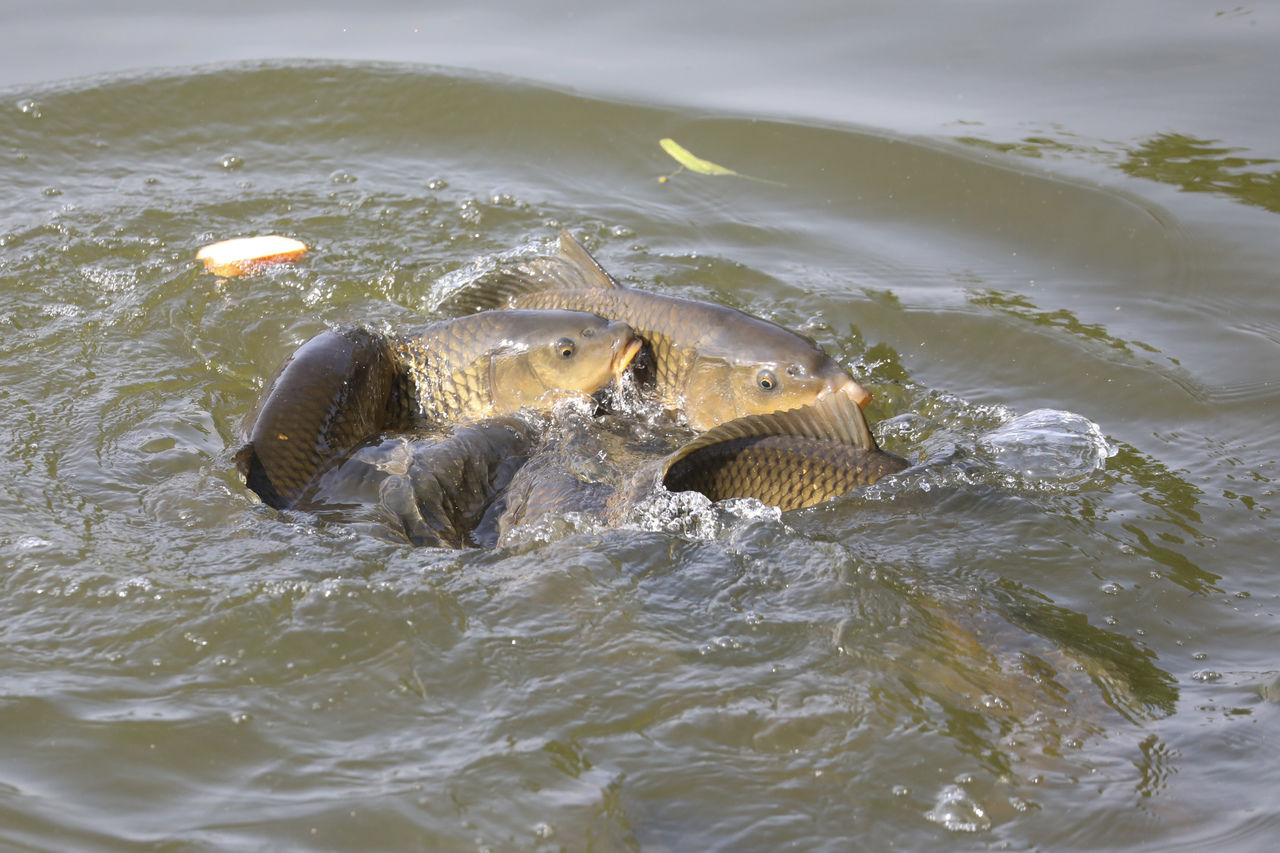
left=197, top=235, right=308, bottom=276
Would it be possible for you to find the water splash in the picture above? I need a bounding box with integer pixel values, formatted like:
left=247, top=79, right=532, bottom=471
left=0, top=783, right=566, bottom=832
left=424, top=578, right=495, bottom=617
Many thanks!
left=979, top=408, right=1115, bottom=482
left=925, top=784, right=992, bottom=833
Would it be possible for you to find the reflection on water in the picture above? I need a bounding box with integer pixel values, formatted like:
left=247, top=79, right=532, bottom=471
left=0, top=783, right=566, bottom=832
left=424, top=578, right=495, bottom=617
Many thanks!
left=968, top=289, right=1159, bottom=356
left=956, top=129, right=1280, bottom=214
left=1119, top=133, right=1280, bottom=214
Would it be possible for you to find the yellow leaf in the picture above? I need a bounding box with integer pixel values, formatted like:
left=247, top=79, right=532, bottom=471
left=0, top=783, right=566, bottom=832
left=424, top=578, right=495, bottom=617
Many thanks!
left=656, top=137, right=785, bottom=186
left=659, top=138, right=741, bottom=177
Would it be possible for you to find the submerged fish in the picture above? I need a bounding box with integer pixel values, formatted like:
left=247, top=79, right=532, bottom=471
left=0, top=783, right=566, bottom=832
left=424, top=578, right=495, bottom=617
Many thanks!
left=493, top=385, right=909, bottom=541
left=239, top=310, right=641, bottom=510
left=658, top=384, right=910, bottom=511
left=238, top=325, right=402, bottom=510
left=293, top=418, right=536, bottom=548
left=439, top=230, right=871, bottom=431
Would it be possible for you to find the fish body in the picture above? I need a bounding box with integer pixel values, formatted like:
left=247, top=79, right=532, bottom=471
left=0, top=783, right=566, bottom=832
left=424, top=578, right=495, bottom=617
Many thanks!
left=238, top=326, right=402, bottom=510
left=487, top=406, right=645, bottom=535
left=440, top=231, right=870, bottom=431
left=393, top=309, right=641, bottom=427
left=293, top=418, right=537, bottom=548
left=494, top=385, right=907, bottom=541
left=659, top=385, right=909, bottom=511
left=239, top=310, right=640, bottom=512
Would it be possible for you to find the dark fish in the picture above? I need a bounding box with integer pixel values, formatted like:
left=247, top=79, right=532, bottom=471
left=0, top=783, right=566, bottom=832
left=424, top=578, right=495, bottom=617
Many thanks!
left=238, top=311, right=641, bottom=511
left=293, top=418, right=536, bottom=548
left=439, top=231, right=871, bottom=431
left=659, top=385, right=909, bottom=510
left=485, top=407, right=636, bottom=535
left=493, top=387, right=907, bottom=541
left=237, top=326, right=401, bottom=510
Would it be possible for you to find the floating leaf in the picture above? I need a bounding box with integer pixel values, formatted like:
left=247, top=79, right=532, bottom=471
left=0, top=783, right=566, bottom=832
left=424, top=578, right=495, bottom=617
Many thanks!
left=657, top=137, right=784, bottom=186
left=659, top=138, right=740, bottom=177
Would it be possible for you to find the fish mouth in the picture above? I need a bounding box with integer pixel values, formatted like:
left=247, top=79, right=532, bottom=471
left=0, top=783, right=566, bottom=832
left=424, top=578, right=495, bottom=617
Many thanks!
left=818, top=373, right=873, bottom=408
left=612, top=337, right=644, bottom=377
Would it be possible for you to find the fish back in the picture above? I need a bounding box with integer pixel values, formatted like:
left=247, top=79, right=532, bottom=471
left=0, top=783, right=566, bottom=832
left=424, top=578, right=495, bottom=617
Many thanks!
left=296, top=417, right=536, bottom=547
left=238, top=326, right=401, bottom=509
left=663, top=434, right=907, bottom=511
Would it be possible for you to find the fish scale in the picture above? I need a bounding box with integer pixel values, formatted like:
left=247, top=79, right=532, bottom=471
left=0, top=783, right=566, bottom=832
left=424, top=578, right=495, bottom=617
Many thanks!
left=662, top=435, right=904, bottom=511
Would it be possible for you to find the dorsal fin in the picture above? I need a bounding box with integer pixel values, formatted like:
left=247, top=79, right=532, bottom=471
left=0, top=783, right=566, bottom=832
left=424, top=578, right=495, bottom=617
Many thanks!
left=436, top=230, right=621, bottom=315
left=661, top=385, right=878, bottom=477
left=552, top=230, right=624, bottom=289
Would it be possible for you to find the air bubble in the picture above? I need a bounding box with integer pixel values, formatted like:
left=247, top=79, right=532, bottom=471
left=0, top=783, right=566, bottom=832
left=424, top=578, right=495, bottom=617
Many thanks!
left=979, top=408, right=1115, bottom=481
left=926, top=784, right=991, bottom=833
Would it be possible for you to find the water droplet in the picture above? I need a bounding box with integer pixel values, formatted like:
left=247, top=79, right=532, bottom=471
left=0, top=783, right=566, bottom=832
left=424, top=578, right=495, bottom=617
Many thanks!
left=533, top=822, right=554, bottom=839
left=42, top=187, right=62, bottom=197
left=1009, top=796, right=1034, bottom=813
left=17, top=98, right=42, bottom=118
left=980, top=694, right=1011, bottom=711
left=926, top=784, right=991, bottom=833
left=219, top=153, right=243, bottom=170
left=1102, top=582, right=1123, bottom=595
left=1191, top=670, right=1223, bottom=682
left=458, top=198, right=483, bottom=224
left=329, top=169, right=357, bottom=184
left=425, top=178, right=448, bottom=190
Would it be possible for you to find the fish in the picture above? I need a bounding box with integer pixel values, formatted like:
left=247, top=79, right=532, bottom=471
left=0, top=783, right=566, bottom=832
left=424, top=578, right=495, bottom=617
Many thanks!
left=492, top=385, right=908, bottom=541
left=392, top=308, right=642, bottom=427
left=292, top=418, right=537, bottom=548
left=657, top=384, right=910, bottom=510
left=438, top=230, right=871, bottom=431
left=238, top=310, right=642, bottom=510
left=485, top=405, right=636, bottom=535
left=237, top=325, right=403, bottom=510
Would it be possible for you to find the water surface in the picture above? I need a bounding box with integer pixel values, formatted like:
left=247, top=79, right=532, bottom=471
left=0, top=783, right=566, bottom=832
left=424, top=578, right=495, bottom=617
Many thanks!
left=1, top=4, right=1279, bottom=851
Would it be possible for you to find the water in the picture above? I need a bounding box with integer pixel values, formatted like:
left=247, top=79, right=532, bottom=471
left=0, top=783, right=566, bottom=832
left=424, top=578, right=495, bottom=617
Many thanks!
left=1, top=3, right=1278, bottom=851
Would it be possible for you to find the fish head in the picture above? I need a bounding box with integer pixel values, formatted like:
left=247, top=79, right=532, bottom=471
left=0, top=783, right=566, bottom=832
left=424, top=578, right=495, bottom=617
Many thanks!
left=489, top=310, right=642, bottom=411
left=680, top=350, right=870, bottom=431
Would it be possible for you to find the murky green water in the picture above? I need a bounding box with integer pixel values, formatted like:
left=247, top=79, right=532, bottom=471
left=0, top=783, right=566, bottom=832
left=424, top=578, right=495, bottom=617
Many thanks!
left=2, top=4, right=1278, bottom=850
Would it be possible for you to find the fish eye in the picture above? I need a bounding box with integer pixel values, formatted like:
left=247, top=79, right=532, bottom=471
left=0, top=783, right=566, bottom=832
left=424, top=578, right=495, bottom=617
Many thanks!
left=757, top=369, right=778, bottom=391
left=555, top=337, right=577, bottom=359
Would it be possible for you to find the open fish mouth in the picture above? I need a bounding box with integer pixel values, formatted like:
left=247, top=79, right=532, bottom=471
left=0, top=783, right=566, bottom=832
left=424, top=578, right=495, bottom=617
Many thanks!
left=817, top=373, right=873, bottom=408
left=612, top=337, right=644, bottom=377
